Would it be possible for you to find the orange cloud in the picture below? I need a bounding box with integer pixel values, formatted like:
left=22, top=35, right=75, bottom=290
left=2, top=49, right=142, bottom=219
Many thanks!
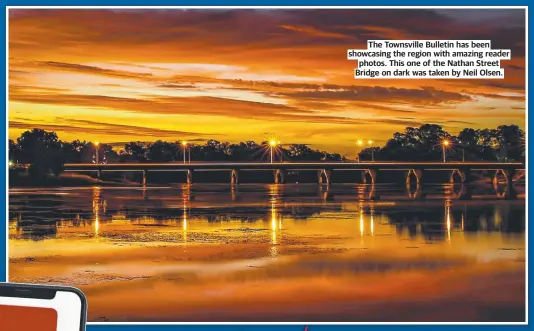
left=8, top=8, right=526, bottom=157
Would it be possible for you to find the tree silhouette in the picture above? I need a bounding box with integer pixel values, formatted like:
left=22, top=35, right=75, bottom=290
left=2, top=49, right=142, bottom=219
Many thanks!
left=8, top=124, right=525, bottom=184
left=358, top=124, right=525, bottom=162
left=15, top=129, right=64, bottom=181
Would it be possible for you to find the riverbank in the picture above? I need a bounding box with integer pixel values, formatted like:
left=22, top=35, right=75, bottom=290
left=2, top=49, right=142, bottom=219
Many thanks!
left=8, top=173, right=139, bottom=188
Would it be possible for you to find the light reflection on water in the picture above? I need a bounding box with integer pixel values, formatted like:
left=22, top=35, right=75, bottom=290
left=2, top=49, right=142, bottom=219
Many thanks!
left=9, top=184, right=525, bottom=249
left=8, top=183, right=526, bottom=322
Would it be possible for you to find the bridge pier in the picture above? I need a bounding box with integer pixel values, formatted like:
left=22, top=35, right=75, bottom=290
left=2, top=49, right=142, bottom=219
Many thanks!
left=504, top=169, right=517, bottom=200
left=142, top=170, right=147, bottom=186
left=186, top=169, right=193, bottom=185
left=274, top=169, right=285, bottom=184
left=231, top=169, right=239, bottom=185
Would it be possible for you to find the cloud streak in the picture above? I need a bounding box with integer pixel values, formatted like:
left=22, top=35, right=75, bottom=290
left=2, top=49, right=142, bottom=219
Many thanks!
left=9, top=118, right=211, bottom=139
left=8, top=8, right=526, bottom=156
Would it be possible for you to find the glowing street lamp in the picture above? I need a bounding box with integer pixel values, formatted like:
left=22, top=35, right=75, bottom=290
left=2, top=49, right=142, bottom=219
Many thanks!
left=182, top=141, right=188, bottom=164
left=94, top=142, right=100, bottom=164
left=367, top=140, right=375, bottom=162
left=442, top=139, right=450, bottom=162
left=269, top=140, right=278, bottom=164
left=356, top=140, right=364, bottom=162
left=8, top=161, right=13, bottom=168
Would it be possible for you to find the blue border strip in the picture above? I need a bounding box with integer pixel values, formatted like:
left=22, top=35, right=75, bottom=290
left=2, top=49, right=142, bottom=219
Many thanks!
left=2, top=1, right=533, bottom=5
left=1, top=4, right=530, bottom=331
left=2, top=2, right=7, bottom=282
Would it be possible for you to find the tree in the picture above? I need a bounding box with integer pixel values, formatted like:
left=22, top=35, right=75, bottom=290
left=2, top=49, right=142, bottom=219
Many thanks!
left=8, top=139, right=19, bottom=163
left=100, top=143, right=119, bottom=163
left=121, top=142, right=147, bottom=162
left=287, top=144, right=316, bottom=160
left=457, top=128, right=478, bottom=161
left=476, top=129, right=499, bottom=161
left=370, top=124, right=451, bottom=162
left=146, top=140, right=179, bottom=162
left=62, top=140, right=88, bottom=163
left=16, top=129, right=64, bottom=181
left=496, top=124, right=524, bottom=161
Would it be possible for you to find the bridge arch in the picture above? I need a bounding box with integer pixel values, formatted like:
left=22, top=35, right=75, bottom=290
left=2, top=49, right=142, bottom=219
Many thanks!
left=61, top=162, right=522, bottom=200
left=493, top=169, right=508, bottom=186
left=493, top=169, right=517, bottom=199
left=361, top=169, right=377, bottom=185
left=231, top=169, right=239, bottom=185
left=274, top=169, right=285, bottom=184
left=450, top=184, right=472, bottom=200
left=359, top=183, right=379, bottom=200
left=406, top=184, right=424, bottom=200
left=450, top=169, right=465, bottom=184
left=186, top=169, right=193, bottom=185
left=405, top=169, right=423, bottom=187
left=317, top=169, right=332, bottom=185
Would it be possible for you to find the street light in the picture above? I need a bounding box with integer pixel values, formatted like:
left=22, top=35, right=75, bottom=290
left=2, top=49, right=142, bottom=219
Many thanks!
left=94, top=142, right=100, bottom=164
left=182, top=141, right=188, bottom=164
left=442, top=139, right=450, bottom=163
left=459, top=140, right=465, bottom=162
left=367, top=140, right=374, bottom=162
left=356, top=140, right=363, bottom=163
left=269, top=140, right=278, bottom=164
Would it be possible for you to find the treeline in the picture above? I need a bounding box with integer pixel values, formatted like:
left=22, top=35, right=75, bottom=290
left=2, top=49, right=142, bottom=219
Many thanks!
left=358, top=124, right=524, bottom=162
left=8, top=129, right=344, bottom=181
left=8, top=124, right=524, bottom=182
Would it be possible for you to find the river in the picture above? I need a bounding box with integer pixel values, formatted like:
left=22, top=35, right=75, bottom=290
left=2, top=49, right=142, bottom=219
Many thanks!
left=8, top=183, right=526, bottom=322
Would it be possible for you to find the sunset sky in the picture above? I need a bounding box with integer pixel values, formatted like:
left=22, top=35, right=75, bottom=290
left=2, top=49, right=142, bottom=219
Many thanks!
left=8, top=9, right=526, bottom=157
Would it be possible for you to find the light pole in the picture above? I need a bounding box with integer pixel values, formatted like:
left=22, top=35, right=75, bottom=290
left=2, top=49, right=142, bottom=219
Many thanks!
left=442, top=139, right=450, bottom=163
left=94, top=142, right=100, bottom=164
left=182, top=141, right=188, bottom=164
left=357, top=140, right=363, bottom=162
left=269, top=140, right=278, bottom=163
left=367, top=140, right=374, bottom=162
left=459, top=140, right=466, bottom=162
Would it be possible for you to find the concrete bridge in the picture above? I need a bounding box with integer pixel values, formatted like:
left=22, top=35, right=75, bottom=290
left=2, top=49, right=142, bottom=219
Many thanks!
left=64, top=161, right=524, bottom=199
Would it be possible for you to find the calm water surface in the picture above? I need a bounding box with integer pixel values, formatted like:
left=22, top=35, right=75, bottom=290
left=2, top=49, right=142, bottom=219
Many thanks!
left=8, top=184, right=526, bottom=322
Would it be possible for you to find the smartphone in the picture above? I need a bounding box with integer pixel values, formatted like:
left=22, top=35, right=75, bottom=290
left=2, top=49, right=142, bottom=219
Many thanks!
left=0, top=283, right=87, bottom=331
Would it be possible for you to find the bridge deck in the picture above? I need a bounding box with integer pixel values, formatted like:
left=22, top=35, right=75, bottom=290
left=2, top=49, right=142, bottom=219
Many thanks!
left=64, top=162, right=524, bottom=172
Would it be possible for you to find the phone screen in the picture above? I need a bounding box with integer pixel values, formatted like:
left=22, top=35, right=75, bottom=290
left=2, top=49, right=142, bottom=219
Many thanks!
left=0, top=289, right=84, bottom=331
left=0, top=305, right=58, bottom=330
